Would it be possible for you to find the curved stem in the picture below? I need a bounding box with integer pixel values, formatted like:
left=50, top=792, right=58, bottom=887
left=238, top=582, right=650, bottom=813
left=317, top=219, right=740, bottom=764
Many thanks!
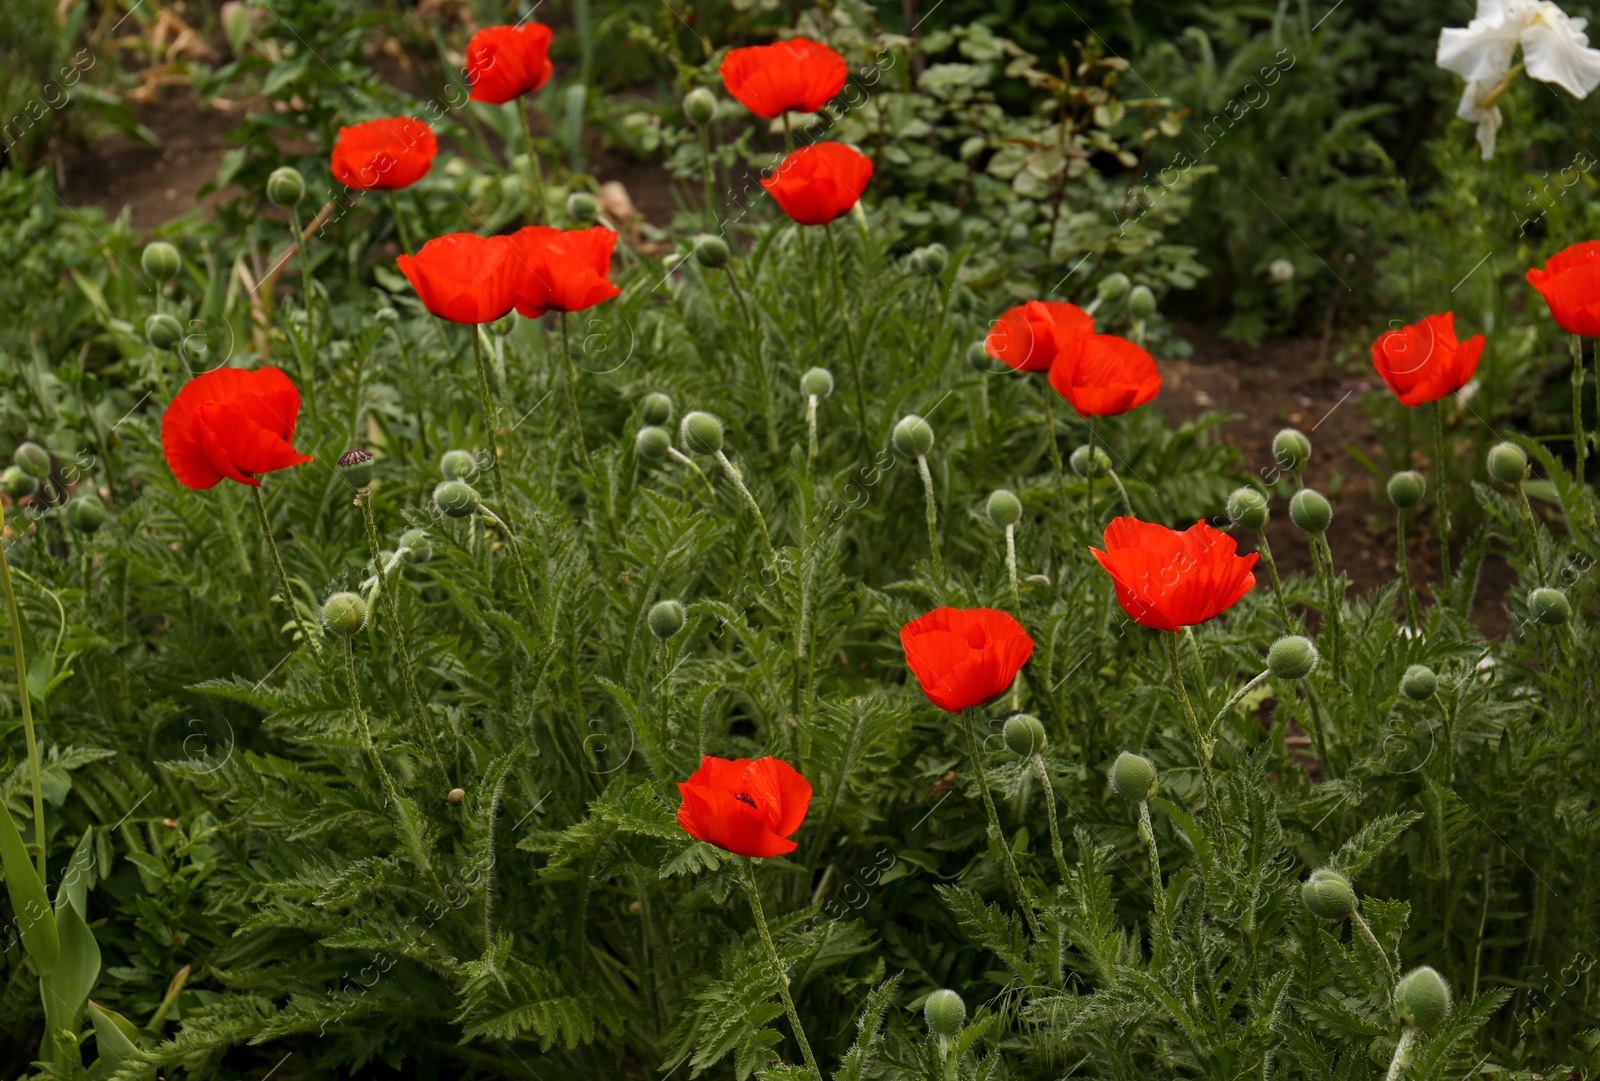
left=700, top=124, right=717, bottom=230
left=251, top=485, right=319, bottom=658
left=1320, top=534, right=1345, bottom=683
left=742, top=860, right=821, bottom=1080
left=714, top=450, right=775, bottom=564
left=1138, top=799, right=1167, bottom=940
left=916, top=453, right=942, bottom=575
left=1031, top=754, right=1071, bottom=885
left=288, top=205, right=321, bottom=431
left=960, top=708, right=1041, bottom=936
left=1107, top=467, right=1133, bottom=516
left=1353, top=908, right=1397, bottom=985
left=560, top=313, right=591, bottom=468
left=724, top=265, right=777, bottom=456
left=1384, top=1029, right=1416, bottom=1081
left=1086, top=417, right=1100, bottom=529
left=0, top=516, right=45, bottom=879
left=477, top=504, right=539, bottom=616
left=1516, top=484, right=1548, bottom=585
left=1163, top=632, right=1214, bottom=804
left=1255, top=530, right=1295, bottom=630
left=1211, top=669, right=1270, bottom=740
left=667, top=447, right=717, bottom=500
left=823, top=221, right=867, bottom=439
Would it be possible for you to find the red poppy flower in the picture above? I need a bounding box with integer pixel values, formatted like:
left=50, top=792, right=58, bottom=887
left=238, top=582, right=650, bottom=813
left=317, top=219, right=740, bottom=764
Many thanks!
left=1369, top=312, right=1484, bottom=407
left=1049, top=333, right=1161, bottom=416
left=1526, top=242, right=1600, bottom=336
left=676, top=755, right=812, bottom=858
left=984, top=300, right=1094, bottom=373
left=396, top=233, right=522, bottom=324
left=761, top=143, right=873, bottom=226
left=465, top=22, right=555, bottom=105
left=161, top=367, right=313, bottom=490
left=329, top=117, right=437, bottom=191
left=900, top=607, right=1035, bottom=714
left=719, top=37, right=847, bottom=119
left=1090, top=517, right=1257, bottom=633
left=510, top=225, right=622, bottom=318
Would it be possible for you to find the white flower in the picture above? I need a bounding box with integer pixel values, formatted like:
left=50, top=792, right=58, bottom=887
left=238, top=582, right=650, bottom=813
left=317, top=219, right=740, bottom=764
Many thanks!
left=1437, top=0, right=1530, bottom=83
left=1455, top=78, right=1504, bottom=160
left=1268, top=259, right=1295, bottom=282
left=1521, top=2, right=1600, bottom=97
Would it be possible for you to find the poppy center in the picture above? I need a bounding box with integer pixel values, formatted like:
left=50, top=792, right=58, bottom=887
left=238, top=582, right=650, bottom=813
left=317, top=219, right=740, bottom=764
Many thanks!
left=733, top=791, right=758, bottom=808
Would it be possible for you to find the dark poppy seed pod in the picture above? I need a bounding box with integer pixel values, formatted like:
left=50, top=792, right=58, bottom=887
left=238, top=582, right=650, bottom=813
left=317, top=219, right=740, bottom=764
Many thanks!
left=1486, top=441, right=1529, bottom=485
left=800, top=367, right=834, bottom=399
left=648, top=599, right=686, bottom=639
left=447, top=787, right=466, bottom=804
left=1395, top=966, right=1452, bottom=1031
left=145, top=312, right=183, bottom=350
left=1387, top=471, right=1425, bottom=509
left=693, top=234, right=730, bottom=269
left=1529, top=587, right=1571, bottom=625
left=399, top=527, right=432, bottom=563
left=893, top=415, right=935, bottom=457
left=1400, top=664, right=1437, bottom=701
left=1289, top=488, right=1332, bottom=534
left=1109, top=751, right=1157, bottom=802
left=566, top=191, right=600, bottom=224
left=913, top=243, right=949, bottom=276
left=1002, top=714, right=1047, bottom=757
left=1070, top=444, right=1111, bottom=478
left=439, top=449, right=477, bottom=480
left=66, top=493, right=106, bottom=534
left=337, top=448, right=374, bottom=489
left=986, top=489, right=1022, bottom=527
left=433, top=480, right=479, bottom=519
left=13, top=442, right=50, bottom=481
left=1268, top=635, right=1317, bottom=680
left=1097, top=272, right=1131, bottom=301
left=266, top=165, right=306, bottom=207
left=683, top=87, right=717, bottom=126
left=322, top=592, right=367, bottom=638
left=141, top=241, right=181, bottom=281
left=1301, top=868, right=1356, bottom=921
left=1128, top=284, right=1156, bottom=319
left=1, top=466, right=37, bottom=499
left=1273, top=428, right=1312, bottom=472
left=681, top=412, right=725, bottom=455
left=1225, top=486, right=1269, bottom=530
left=924, top=988, right=965, bottom=1038
left=641, top=392, right=674, bottom=425
left=635, top=426, right=672, bottom=460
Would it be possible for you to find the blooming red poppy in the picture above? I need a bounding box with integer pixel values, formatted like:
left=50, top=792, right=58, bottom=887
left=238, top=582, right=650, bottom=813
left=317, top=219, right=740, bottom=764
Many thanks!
left=984, top=300, right=1094, bottom=374
left=329, top=117, right=437, bottom=191
left=396, top=233, right=522, bottom=324
left=1048, top=333, right=1161, bottom=416
left=719, top=37, right=847, bottom=119
left=1526, top=242, right=1600, bottom=336
left=1369, top=312, right=1484, bottom=407
left=510, top=225, right=622, bottom=318
left=161, top=367, right=313, bottom=490
left=1090, top=517, right=1257, bottom=633
left=761, top=143, right=873, bottom=226
left=676, top=755, right=812, bottom=858
left=900, top=607, right=1035, bottom=714
left=465, top=22, right=555, bottom=105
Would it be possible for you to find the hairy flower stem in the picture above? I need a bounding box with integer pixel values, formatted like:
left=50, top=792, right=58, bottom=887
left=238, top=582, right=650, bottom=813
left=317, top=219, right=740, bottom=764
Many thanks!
left=1572, top=333, right=1587, bottom=491
left=1320, top=535, right=1346, bottom=682
left=1004, top=524, right=1020, bottom=615
left=806, top=394, right=819, bottom=474
left=0, top=515, right=45, bottom=879
left=251, top=486, right=320, bottom=658
left=1042, top=388, right=1067, bottom=511
left=1353, top=908, right=1396, bottom=985
left=386, top=191, right=416, bottom=256
left=1163, top=633, right=1214, bottom=805
left=357, top=491, right=438, bottom=769
left=700, top=125, right=717, bottom=230
left=560, top=314, right=592, bottom=469
left=1516, top=484, right=1548, bottom=585
left=823, top=221, right=868, bottom=440
left=1255, top=530, right=1295, bottom=629
left=515, top=97, right=547, bottom=225
left=470, top=330, right=513, bottom=508
left=1434, top=692, right=1456, bottom=787
left=1137, top=799, right=1167, bottom=938
left=1432, top=400, right=1452, bottom=587
left=742, top=860, right=821, bottom=1081
left=1212, top=670, right=1270, bottom=739
left=1107, top=467, right=1133, bottom=516
left=1384, top=1029, right=1416, bottom=1081
left=916, top=453, right=943, bottom=575
left=1396, top=509, right=1420, bottom=630
left=713, top=450, right=776, bottom=564
left=1086, top=417, right=1100, bottom=529
left=724, top=265, right=778, bottom=455
left=287, top=204, right=321, bottom=430
left=476, top=504, right=539, bottom=616
left=960, top=708, right=1042, bottom=937
left=1031, top=755, right=1071, bottom=885
left=667, top=447, right=717, bottom=500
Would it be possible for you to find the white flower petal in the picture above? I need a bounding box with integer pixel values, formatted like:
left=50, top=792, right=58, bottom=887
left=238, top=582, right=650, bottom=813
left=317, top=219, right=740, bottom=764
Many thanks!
left=1456, top=80, right=1504, bottom=159
left=1437, top=0, right=1534, bottom=81
left=1522, top=2, right=1600, bottom=97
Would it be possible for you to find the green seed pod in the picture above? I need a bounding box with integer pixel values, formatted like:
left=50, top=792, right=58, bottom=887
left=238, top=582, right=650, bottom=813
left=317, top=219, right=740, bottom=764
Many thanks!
left=641, top=392, right=674, bottom=426
left=566, top=191, right=600, bottom=224
left=1395, top=966, right=1452, bottom=1031
left=1109, top=751, right=1157, bottom=802
left=1529, top=587, right=1571, bottom=625
left=800, top=367, right=834, bottom=399
left=13, top=442, right=50, bottom=480
left=337, top=448, right=374, bottom=490
left=145, top=312, right=183, bottom=350
left=1002, top=714, right=1047, bottom=757
left=141, top=241, right=181, bottom=281
left=433, top=480, right=479, bottom=519
left=1400, top=664, right=1437, bottom=701
left=1486, top=441, right=1529, bottom=485
left=1225, top=486, right=1269, bottom=531
left=683, top=87, right=717, bottom=126
left=440, top=449, right=477, bottom=480
left=1070, top=444, right=1111, bottom=478
left=1301, top=868, right=1356, bottom=921
left=1289, top=488, right=1332, bottom=534
left=680, top=412, right=725, bottom=455
left=986, top=488, right=1022, bottom=527
left=1097, top=272, right=1131, bottom=302
left=648, top=599, right=686, bottom=639
left=892, top=415, right=935, bottom=457
left=693, top=234, right=730, bottom=269
left=1273, top=428, right=1312, bottom=473
left=399, top=527, right=432, bottom=563
left=635, top=426, right=673, bottom=460
left=913, top=243, right=949, bottom=276
left=1, top=466, right=37, bottom=499
left=1268, top=635, right=1318, bottom=680
left=923, top=988, right=966, bottom=1038
left=266, top=165, right=306, bottom=207
left=1128, top=284, right=1156, bottom=319
left=321, top=592, right=367, bottom=638
left=447, top=787, right=466, bottom=805
left=65, top=493, right=106, bottom=534
left=1387, top=471, right=1425, bottom=509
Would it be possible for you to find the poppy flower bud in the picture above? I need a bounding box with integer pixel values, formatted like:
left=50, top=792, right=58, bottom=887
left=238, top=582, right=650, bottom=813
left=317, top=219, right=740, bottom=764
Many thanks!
left=13, top=442, right=50, bottom=480
left=1070, top=444, right=1111, bottom=478
left=447, top=787, right=466, bottom=804
left=399, top=527, right=432, bottom=562
left=1529, top=586, right=1571, bottom=625
left=986, top=489, right=1022, bottom=527
left=338, top=448, right=374, bottom=490
left=1301, top=868, right=1356, bottom=921
left=440, top=449, right=477, bottom=480
left=1289, top=488, right=1332, bottom=534
left=322, top=592, right=367, bottom=638
left=1268, top=635, right=1318, bottom=680
left=1273, top=428, right=1311, bottom=472
left=433, top=480, right=479, bottom=518
left=1, top=466, right=37, bottom=499
left=924, top=988, right=965, bottom=1038
left=66, top=494, right=107, bottom=533
left=1387, top=471, right=1425, bottom=509
left=1395, top=966, right=1451, bottom=1031
left=145, top=312, right=183, bottom=350
left=142, top=241, right=181, bottom=281
left=1128, top=284, right=1156, bottom=319
left=641, top=392, right=674, bottom=425
left=1486, top=441, right=1528, bottom=485
left=1002, top=714, right=1047, bottom=757
left=1109, top=751, right=1157, bottom=802
left=1400, top=664, right=1437, bottom=701
left=680, top=412, right=725, bottom=454
left=375, top=306, right=400, bottom=325
left=649, top=599, right=686, bottom=639
left=800, top=367, right=834, bottom=398
left=489, top=313, right=517, bottom=337
left=267, top=165, right=306, bottom=207
left=1225, top=486, right=1269, bottom=530
left=683, top=87, right=718, bottom=126
left=892, top=415, right=935, bottom=457
left=636, top=426, right=672, bottom=460
left=966, top=341, right=993, bottom=372
left=913, top=243, right=949, bottom=276
left=1098, top=272, right=1131, bottom=301
left=693, top=234, right=731, bottom=269
left=566, top=191, right=600, bottom=224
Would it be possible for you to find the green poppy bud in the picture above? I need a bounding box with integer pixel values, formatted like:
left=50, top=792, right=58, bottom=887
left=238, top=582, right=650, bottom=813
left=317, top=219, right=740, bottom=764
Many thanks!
left=399, top=527, right=432, bottom=563
left=1400, top=664, right=1437, bottom=701
left=680, top=412, right=725, bottom=455
left=683, top=87, right=717, bottom=126
left=1486, top=441, right=1529, bottom=485
left=1128, top=284, right=1156, bottom=319
left=1070, top=444, right=1111, bottom=478
left=489, top=313, right=517, bottom=337
left=694, top=234, right=730, bottom=269
left=648, top=599, right=686, bottom=639
left=1387, top=471, right=1425, bottom=509
left=433, top=480, right=479, bottom=518
left=800, top=367, right=834, bottom=399
left=145, top=312, right=183, bottom=350
left=1109, top=751, right=1157, bottom=802
left=966, top=340, right=993, bottom=371
left=322, top=592, right=367, bottom=638
left=1301, top=868, right=1356, bottom=921
left=1097, top=272, right=1131, bottom=302
left=986, top=489, right=1022, bottom=527
left=567, top=191, right=600, bottom=224
left=1289, top=488, right=1332, bottom=534
left=337, top=448, right=374, bottom=490
left=1268, top=635, right=1318, bottom=680
left=1529, top=586, right=1571, bottom=625
left=892, top=415, right=935, bottom=457
left=1002, top=714, right=1047, bottom=757
left=65, top=493, right=106, bottom=534
left=1, top=466, right=37, bottom=499
left=1273, top=428, right=1311, bottom=472
left=1395, top=966, right=1451, bottom=1031
left=924, top=988, right=966, bottom=1038
left=913, top=243, right=949, bottom=276
left=141, top=241, right=181, bottom=281
left=266, top=165, right=306, bottom=207
left=447, top=787, right=466, bottom=805
left=440, top=449, right=477, bottom=480
left=636, top=426, right=672, bottom=460
left=1225, top=486, right=1269, bottom=530
left=13, top=442, right=50, bottom=480
left=375, top=306, right=400, bottom=325
left=641, top=392, right=674, bottom=426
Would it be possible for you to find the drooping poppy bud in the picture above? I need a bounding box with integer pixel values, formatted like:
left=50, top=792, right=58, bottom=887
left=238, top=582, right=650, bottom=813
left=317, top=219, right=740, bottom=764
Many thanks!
left=1301, top=868, right=1356, bottom=921
left=1273, top=428, right=1311, bottom=472
left=1395, top=967, right=1452, bottom=1030
left=447, top=787, right=466, bottom=804
left=1529, top=587, right=1572, bottom=625
left=641, top=392, right=674, bottom=425
left=434, top=480, right=479, bottom=518
left=683, top=87, right=718, bottom=126
left=899, top=607, right=1034, bottom=713
left=440, top=449, right=477, bottom=480
left=464, top=22, right=555, bottom=105
left=0, top=467, right=37, bottom=500
left=693, top=234, right=730, bottom=269
left=1097, top=272, right=1131, bottom=301
left=146, top=312, right=183, bottom=350
left=1486, top=441, right=1528, bottom=485
left=1268, top=635, right=1318, bottom=680
left=719, top=37, right=846, bottom=119
left=142, top=241, right=181, bottom=281
left=1002, top=714, right=1047, bottom=757
left=399, top=527, right=432, bottom=563
left=676, top=755, right=812, bottom=857
left=1400, top=664, right=1437, bottom=700
left=680, top=412, right=725, bottom=454
left=892, top=415, right=934, bottom=457
left=13, top=442, right=50, bottom=480
left=567, top=191, right=600, bottom=224
left=1070, top=444, right=1111, bottom=478
left=65, top=494, right=106, bottom=534
left=800, top=368, right=833, bottom=399
left=636, top=426, right=672, bottom=460
left=1226, top=487, right=1269, bottom=530
left=912, top=243, right=948, bottom=276
left=924, top=989, right=966, bottom=1038
left=1128, top=284, right=1156, bottom=319
left=330, top=117, right=437, bottom=191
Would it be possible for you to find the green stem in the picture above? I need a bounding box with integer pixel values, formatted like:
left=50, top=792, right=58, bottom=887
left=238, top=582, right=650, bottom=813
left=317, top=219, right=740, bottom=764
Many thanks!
left=1004, top=524, right=1020, bottom=616
left=713, top=450, right=775, bottom=565
left=1572, top=333, right=1586, bottom=491
left=1517, top=484, right=1548, bottom=585
left=1163, top=633, right=1214, bottom=804
left=559, top=314, right=592, bottom=468
left=823, top=221, right=868, bottom=439
left=1384, top=1028, right=1416, bottom=1081
left=516, top=96, right=547, bottom=225
left=0, top=515, right=45, bottom=880
left=1107, top=467, right=1133, bottom=516
left=743, top=860, right=821, bottom=1080
left=1434, top=692, right=1455, bottom=788
left=1031, top=754, right=1071, bottom=885
left=1354, top=908, right=1397, bottom=985
left=1320, top=534, right=1345, bottom=683
left=916, top=453, right=942, bottom=575
left=667, top=447, right=717, bottom=500
left=477, top=504, right=539, bottom=617
left=1042, top=386, right=1067, bottom=512
left=1086, top=417, right=1100, bottom=529
left=1432, top=400, right=1452, bottom=587
left=358, top=491, right=439, bottom=772
left=724, top=265, right=777, bottom=456
left=700, top=124, right=717, bottom=230
left=1255, top=530, right=1295, bottom=630
left=1138, top=799, right=1167, bottom=940
left=387, top=191, right=416, bottom=256
left=470, top=329, right=512, bottom=505
left=960, top=708, right=1042, bottom=936
left=1396, top=510, right=1420, bottom=630
left=288, top=205, right=321, bottom=431
left=806, top=395, right=819, bottom=474
left=251, top=485, right=320, bottom=658
left=1211, top=670, right=1270, bottom=741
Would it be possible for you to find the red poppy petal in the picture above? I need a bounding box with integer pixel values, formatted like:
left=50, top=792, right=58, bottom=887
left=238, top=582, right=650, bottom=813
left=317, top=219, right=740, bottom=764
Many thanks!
left=677, top=785, right=797, bottom=857
left=744, top=757, right=813, bottom=838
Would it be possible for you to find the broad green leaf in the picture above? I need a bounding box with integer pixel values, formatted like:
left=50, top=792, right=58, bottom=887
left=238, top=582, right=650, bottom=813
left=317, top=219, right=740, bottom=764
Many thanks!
left=57, top=828, right=94, bottom=918
left=47, top=895, right=101, bottom=1026
left=87, top=1000, right=139, bottom=1071
left=0, top=800, right=57, bottom=975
